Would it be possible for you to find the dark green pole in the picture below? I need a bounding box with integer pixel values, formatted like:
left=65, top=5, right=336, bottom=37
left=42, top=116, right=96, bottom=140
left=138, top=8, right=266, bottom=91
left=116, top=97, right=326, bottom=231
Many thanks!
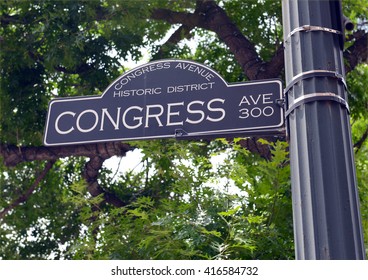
left=282, top=0, right=365, bottom=259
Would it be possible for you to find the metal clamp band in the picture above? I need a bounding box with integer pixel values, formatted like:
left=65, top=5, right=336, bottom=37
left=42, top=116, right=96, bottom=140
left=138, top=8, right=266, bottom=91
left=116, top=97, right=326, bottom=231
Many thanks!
left=284, top=70, right=347, bottom=94
left=285, top=25, right=342, bottom=42
left=285, top=92, right=350, bottom=118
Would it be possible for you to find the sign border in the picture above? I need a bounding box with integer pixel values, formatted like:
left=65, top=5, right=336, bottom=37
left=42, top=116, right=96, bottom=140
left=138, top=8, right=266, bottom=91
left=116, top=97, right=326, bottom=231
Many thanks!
left=43, top=59, right=284, bottom=146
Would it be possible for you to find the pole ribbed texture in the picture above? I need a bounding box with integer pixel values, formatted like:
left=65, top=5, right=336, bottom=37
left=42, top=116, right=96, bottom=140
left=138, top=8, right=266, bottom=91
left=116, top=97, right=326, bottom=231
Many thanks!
left=282, top=0, right=365, bottom=259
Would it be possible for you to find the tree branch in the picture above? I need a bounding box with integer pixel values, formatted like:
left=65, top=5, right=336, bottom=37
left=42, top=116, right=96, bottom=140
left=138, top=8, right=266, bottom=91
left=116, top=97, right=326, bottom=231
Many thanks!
left=0, top=160, right=55, bottom=220
left=151, top=8, right=203, bottom=27
left=354, top=126, right=368, bottom=153
left=237, top=137, right=273, bottom=160
left=344, top=31, right=368, bottom=73
left=82, top=156, right=127, bottom=208
left=152, top=24, right=194, bottom=60
left=0, top=141, right=133, bottom=208
left=196, top=0, right=264, bottom=80
left=151, top=1, right=283, bottom=80
left=0, top=142, right=132, bottom=167
left=260, top=44, right=285, bottom=79
left=152, top=2, right=367, bottom=80
left=0, top=142, right=132, bottom=208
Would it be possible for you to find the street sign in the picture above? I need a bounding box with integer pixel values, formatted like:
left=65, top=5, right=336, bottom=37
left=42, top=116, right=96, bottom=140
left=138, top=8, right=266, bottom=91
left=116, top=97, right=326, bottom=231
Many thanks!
left=43, top=59, right=284, bottom=146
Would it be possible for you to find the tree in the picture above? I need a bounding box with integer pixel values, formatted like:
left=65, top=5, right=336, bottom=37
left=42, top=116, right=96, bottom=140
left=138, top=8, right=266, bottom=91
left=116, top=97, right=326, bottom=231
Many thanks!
left=0, top=0, right=367, bottom=259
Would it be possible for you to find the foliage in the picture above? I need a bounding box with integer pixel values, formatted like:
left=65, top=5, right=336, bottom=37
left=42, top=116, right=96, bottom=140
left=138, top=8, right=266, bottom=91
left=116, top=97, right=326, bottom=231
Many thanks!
left=352, top=117, right=368, bottom=255
left=53, top=139, right=293, bottom=260
left=0, top=0, right=367, bottom=259
left=347, top=64, right=368, bottom=120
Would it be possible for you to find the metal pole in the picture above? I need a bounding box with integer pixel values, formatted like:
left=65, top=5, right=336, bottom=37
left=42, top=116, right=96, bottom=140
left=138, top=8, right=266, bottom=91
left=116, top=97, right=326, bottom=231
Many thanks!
left=282, top=0, right=365, bottom=259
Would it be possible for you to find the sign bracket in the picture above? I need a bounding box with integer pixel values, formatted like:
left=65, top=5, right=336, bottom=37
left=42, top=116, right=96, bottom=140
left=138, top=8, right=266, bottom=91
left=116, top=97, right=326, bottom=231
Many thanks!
left=174, top=129, right=188, bottom=138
